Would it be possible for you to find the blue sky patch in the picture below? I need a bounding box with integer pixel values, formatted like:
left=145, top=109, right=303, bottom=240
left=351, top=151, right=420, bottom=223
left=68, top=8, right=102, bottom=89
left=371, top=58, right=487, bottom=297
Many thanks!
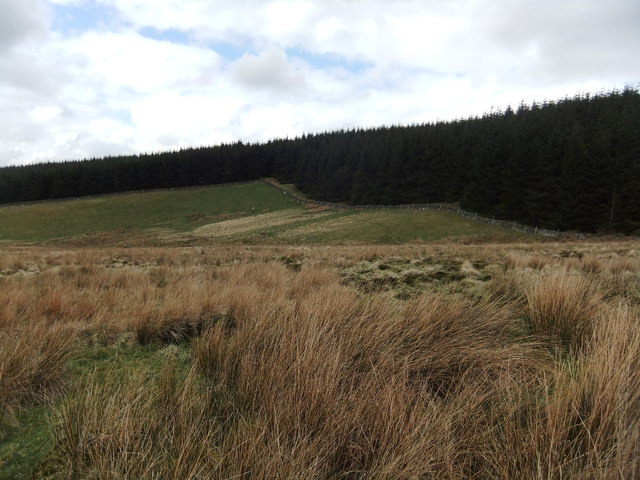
left=208, top=42, right=245, bottom=61
left=286, top=48, right=371, bottom=73
left=50, top=2, right=118, bottom=34
left=138, top=27, right=190, bottom=45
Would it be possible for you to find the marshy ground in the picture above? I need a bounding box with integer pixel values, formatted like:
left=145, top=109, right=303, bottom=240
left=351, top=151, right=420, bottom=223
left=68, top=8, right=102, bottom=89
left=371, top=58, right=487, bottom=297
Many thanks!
left=0, top=240, right=638, bottom=479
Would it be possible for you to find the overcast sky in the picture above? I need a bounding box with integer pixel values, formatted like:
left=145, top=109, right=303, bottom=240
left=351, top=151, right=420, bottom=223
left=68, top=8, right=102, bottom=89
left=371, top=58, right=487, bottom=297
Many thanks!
left=1, top=0, right=638, bottom=166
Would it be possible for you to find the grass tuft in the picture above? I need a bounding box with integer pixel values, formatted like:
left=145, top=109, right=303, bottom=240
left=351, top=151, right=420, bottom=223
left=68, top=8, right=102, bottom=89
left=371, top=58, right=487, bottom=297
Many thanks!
left=526, top=267, right=604, bottom=352
left=0, top=323, right=76, bottom=440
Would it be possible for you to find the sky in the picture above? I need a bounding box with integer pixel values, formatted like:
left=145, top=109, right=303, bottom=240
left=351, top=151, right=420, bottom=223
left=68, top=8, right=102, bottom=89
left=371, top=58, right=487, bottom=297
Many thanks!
left=0, top=0, right=638, bottom=166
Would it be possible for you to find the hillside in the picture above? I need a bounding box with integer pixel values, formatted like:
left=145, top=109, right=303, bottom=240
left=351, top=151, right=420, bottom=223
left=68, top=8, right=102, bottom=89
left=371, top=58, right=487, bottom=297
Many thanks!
left=0, top=182, right=524, bottom=244
left=1, top=88, right=638, bottom=234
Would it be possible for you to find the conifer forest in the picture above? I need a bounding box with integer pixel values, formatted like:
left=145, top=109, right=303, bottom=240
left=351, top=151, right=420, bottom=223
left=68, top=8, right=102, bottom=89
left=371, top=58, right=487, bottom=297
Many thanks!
left=1, top=88, right=638, bottom=233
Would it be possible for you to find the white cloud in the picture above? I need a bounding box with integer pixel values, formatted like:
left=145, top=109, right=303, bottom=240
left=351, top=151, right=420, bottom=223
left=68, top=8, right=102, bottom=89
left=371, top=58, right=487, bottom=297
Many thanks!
left=0, top=0, right=48, bottom=50
left=66, top=31, right=222, bottom=93
left=129, top=91, right=244, bottom=150
left=0, top=0, right=638, bottom=166
left=47, top=0, right=87, bottom=5
left=232, top=46, right=305, bottom=93
left=27, top=105, right=63, bottom=123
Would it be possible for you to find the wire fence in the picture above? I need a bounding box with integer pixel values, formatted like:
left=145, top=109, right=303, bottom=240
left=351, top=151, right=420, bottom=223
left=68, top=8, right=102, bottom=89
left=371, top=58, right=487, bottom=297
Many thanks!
left=261, top=180, right=585, bottom=239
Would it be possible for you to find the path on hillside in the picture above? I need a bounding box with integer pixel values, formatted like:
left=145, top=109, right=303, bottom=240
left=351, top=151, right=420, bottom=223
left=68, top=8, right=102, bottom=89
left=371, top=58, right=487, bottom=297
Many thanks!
left=261, top=179, right=577, bottom=238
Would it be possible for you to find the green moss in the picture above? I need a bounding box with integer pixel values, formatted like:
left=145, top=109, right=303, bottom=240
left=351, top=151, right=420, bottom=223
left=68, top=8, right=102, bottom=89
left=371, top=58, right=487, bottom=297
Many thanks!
left=342, top=257, right=497, bottom=299
left=0, top=406, right=52, bottom=480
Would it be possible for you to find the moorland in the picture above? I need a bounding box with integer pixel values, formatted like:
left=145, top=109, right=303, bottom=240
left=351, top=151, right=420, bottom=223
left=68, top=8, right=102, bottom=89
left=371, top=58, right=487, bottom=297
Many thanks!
left=1, top=182, right=638, bottom=479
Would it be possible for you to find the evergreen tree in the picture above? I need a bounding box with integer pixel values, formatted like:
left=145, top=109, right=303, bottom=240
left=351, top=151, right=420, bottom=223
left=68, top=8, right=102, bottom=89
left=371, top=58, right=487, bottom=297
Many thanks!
left=1, top=88, right=638, bottom=233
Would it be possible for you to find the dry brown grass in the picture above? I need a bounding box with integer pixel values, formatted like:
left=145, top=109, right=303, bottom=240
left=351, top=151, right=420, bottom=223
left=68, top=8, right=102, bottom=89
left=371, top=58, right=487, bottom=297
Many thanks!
left=526, top=267, right=604, bottom=351
left=52, top=364, right=221, bottom=480
left=581, top=254, right=605, bottom=273
left=505, top=253, right=555, bottom=270
left=0, top=322, right=76, bottom=439
left=490, top=302, right=640, bottom=479
left=194, top=264, right=549, bottom=478
left=0, top=241, right=638, bottom=478
left=193, top=209, right=333, bottom=239
left=487, top=267, right=536, bottom=306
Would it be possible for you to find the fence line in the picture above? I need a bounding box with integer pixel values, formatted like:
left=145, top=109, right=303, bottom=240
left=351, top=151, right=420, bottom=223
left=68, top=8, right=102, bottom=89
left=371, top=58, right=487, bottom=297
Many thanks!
left=261, top=180, right=584, bottom=239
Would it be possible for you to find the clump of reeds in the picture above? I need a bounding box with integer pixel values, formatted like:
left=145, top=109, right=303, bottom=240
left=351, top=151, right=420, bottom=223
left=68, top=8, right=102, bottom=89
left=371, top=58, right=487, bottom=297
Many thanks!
left=132, top=310, right=226, bottom=345
left=488, top=302, right=640, bottom=479
left=52, top=363, right=221, bottom=480
left=487, top=267, right=535, bottom=306
left=526, top=267, right=604, bottom=351
left=580, top=254, right=605, bottom=273
left=0, top=323, right=76, bottom=439
left=505, top=253, right=553, bottom=270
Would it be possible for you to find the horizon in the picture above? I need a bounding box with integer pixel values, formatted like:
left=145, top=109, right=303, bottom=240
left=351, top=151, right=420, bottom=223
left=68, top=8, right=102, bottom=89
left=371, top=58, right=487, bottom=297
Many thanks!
left=2, top=86, right=636, bottom=169
left=2, top=0, right=639, bottom=167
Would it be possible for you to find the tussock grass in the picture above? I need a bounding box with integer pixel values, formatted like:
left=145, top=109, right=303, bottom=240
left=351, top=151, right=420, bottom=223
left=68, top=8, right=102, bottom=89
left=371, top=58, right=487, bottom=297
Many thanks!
left=0, top=242, right=638, bottom=478
left=195, top=268, right=548, bottom=477
left=526, top=267, right=604, bottom=351
left=487, top=267, right=536, bottom=307
left=0, top=323, right=76, bottom=440
left=581, top=254, right=605, bottom=273
left=505, top=253, right=553, bottom=270
left=133, top=311, right=226, bottom=345
left=491, top=302, right=640, bottom=479
left=52, top=364, right=221, bottom=480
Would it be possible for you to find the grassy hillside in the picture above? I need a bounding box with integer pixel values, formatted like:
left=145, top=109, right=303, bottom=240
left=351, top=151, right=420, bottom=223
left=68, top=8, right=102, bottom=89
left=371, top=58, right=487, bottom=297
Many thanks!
left=0, top=183, right=298, bottom=243
left=0, top=181, right=525, bottom=244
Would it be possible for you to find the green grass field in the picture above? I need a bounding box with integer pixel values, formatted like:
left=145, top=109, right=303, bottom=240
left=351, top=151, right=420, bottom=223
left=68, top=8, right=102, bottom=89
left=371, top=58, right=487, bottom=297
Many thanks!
left=0, top=183, right=298, bottom=243
left=0, top=181, right=525, bottom=244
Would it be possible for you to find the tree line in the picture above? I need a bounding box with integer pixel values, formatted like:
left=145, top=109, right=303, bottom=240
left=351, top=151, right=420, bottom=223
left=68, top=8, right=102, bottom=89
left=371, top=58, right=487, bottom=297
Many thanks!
left=1, top=87, right=638, bottom=233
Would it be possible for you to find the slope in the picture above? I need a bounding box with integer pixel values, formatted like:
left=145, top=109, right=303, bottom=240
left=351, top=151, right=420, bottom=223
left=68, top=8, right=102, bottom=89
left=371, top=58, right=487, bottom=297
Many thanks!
left=0, top=182, right=526, bottom=244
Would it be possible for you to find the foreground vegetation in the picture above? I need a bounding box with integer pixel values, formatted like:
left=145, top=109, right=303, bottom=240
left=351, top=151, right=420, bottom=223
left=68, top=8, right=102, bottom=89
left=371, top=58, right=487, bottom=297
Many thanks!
left=1, top=241, right=638, bottom=479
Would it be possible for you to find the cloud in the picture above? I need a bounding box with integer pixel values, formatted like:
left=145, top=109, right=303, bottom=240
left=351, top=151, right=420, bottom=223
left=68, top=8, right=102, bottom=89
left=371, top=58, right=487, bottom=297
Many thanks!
left=0, top=0, right=638, bottom=166
left=94, top=0, right=640, bottom=88
left=66, top=31, right=222, bottom=93
left=232, top=46, right=304, bottom=93
left=476, top=0, right=640, bottom=85
left=0, top=0, right=48, bottom=50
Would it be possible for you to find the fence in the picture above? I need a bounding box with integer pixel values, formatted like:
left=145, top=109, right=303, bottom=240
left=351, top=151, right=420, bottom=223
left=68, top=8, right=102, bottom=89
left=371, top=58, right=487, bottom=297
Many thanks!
left=261, top=180, right=584, bottom=239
